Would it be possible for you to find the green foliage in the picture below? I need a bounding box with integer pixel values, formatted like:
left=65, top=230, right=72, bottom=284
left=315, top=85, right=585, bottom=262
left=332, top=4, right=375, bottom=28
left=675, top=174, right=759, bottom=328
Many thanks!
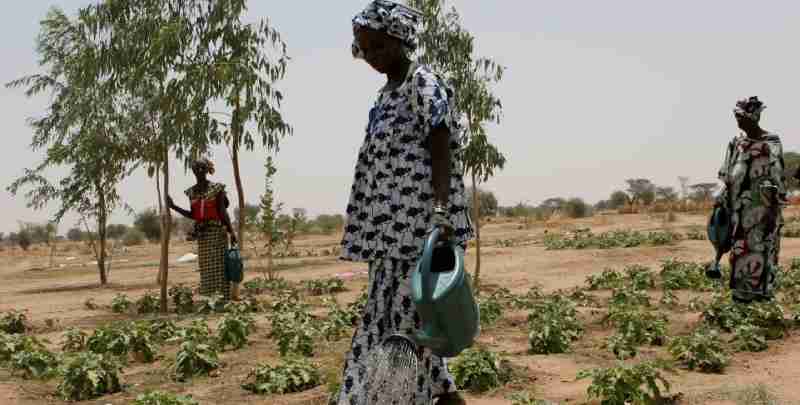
left=170, top=320, right=211, bottom=344
left=318, top=298, right=358, bottom=341
left=577, top=360, right=673, bottom=405
left=668, top=327, right=729, bottom=373
left=625, top=265, right=655, bottom=290
left=216, top=312, right=255, bottom=351
left=148, top=320, right=179, bottom=342
left=527, top=296, right=583, bottom=354
left=479, top=295, right=504, bottom=327
left=61, top=327, right=87, bottom=352
left=137, top=291, right=160, bottom=314
left=269, top=309, right=317, bottom=357
left=508, top=392, right=558, bottom=405
left=731, top=323, right=769, bottom=352
left=544, top=229, right=680, bottom=250
left=242, top=358, right=321, bottom=395
left=604, top=308, right=668, bottom=359
left=304, top=278, right=346, bottom=296
left=660, top=289, right=679, bottom=307
left=129, top=323, right=158, bottom=363
left=10, top=348, right=60, bottom=379
left=609, top=286, right=651, bottom=309
left=57, top=353, right=123, bottom=401
left=702, top=292, right=788, bottom=338
left=133, top=391, right=199, bottom=405
left=450, top=347, right=512, bottom=393
left=0, top=310, right=29, bottom=334
left=110, top=293, right=132, bottom=313
left=123, top=228, right=146, bottom=246
left=659, top=258, right=713, bottom=291
left=134, top=209, right=162, bottom=242
left=168, top=284, right=194, bottom=314
left=685, top=228, right=706, bottom=240
left=747, top=301, right=788, bottom=340
left=243, top=277, right=294, bottom=295
left=172, top=340, right=220, bottom=382
left=586, top=269, right=624, bottom=290
left=0, top=333, right=46, bottom=363
left=87, top=324, right=131, bottom=357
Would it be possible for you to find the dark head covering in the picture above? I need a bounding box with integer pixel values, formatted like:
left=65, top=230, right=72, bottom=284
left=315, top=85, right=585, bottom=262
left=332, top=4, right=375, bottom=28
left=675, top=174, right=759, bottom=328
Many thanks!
left=191, top=158, right=215, bottom=175
left=734, top=96, right=766, bottom=123
left=351, top=0, right=423, bottom=59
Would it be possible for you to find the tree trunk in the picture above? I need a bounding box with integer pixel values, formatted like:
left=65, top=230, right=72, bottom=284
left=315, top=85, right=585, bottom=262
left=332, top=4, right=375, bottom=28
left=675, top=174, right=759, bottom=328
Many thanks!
left=155, top=163, right=164, bottom=284
left=232, top=102, right=245, bottom=245
left=471, top=173, right=482, bottom=295
left=97, top=189, right=108, bottom=286
left=159, top=148, right=172, bottom=313
left=49, top=243, right=56, bottom=269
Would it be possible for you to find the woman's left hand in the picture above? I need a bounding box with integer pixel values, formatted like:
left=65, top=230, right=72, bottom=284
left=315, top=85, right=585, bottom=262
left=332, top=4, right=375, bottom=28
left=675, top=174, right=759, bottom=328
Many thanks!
left=229, top=232, right=238, bottom=246
left=432, top=210, right=453, bottom=242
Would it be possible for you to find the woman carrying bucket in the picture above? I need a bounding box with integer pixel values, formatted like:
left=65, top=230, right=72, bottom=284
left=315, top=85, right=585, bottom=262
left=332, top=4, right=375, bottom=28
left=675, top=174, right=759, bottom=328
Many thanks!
left=167, top=158, right=239, bottom=301
left=336, top=1, right=474, bottom=404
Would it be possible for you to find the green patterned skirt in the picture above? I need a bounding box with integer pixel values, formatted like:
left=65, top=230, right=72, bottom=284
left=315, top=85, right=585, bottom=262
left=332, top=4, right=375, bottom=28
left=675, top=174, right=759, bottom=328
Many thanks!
left=197, top=222, right=230, bottom=300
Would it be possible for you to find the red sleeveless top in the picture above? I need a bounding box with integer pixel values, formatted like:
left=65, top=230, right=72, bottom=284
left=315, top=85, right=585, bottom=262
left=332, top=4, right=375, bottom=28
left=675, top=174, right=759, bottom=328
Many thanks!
left=185, top=183, right=227, bottom=223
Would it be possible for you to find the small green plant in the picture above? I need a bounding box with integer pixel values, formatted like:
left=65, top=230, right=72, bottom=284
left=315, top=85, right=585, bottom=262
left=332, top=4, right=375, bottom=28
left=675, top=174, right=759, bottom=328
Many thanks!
left=544, top=229, right=679, bottom=250
left=57, top=352, right=123, bottom=401
left=450, top=347, right=513, bottom=393
left=318, top=298, right=357, bottom=341
left=61, top=327, right=87, bottom=352
left=609, top=286, right=651, bottom=309
left=659, top=258, right=713, bottom=291
left=747, top=301, right=788, bottom=340
left=527, top=296, right=583, bottom=354
left=87, top=324, right=132, bottom=357
left=168, top=284, right=195, bottom=314
left=148, top=320, right=179, bottom=342
left=269, top=311, right=317, bottom=357
left=137, top=291, right=160, bottom=314
left=242, top=358, right=321, bottom=395
left=586, top=269, right=625, bottom=290
left=577, top=360, right=674, bottom=405
left=668, top=327, right=729, bottom=373
left=604, top=307, right=668, bottom=359
left=243, top=277, right=294, bottom=295
left=304, top=278, right=346, bottom=296
left=731, top=323, right=769, bottom=352
left=660, top=289, right=679, bottom=307
left=170, top=320, right=211, bottom=344
left=0, top=333, right=46, bottom=363
left=133, top=391, right=199, bottom=405
left=625, top=265, right=655, bottom=290
left=508, top=391, right=558, bottom=405
left=685, top=228, right=706, bottom=241
left=0, top=310, right=29, bottom=334
left=10, top=348, right=60, bottom=379
left=172, top=340, right=220, bottom=381
left=110, top=294, right=133, bottom=313
left=702, top=291, right=746, bottom=331
left=479, top=295, right=504, bottom=327
left=217, top=312, right=255, bottom=350
left=129, top=323, right=158, bottom=363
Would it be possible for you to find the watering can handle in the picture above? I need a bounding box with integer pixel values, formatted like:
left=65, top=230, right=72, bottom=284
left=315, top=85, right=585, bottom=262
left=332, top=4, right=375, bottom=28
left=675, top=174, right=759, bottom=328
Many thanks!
left=419, top=227, right=442, bottom=301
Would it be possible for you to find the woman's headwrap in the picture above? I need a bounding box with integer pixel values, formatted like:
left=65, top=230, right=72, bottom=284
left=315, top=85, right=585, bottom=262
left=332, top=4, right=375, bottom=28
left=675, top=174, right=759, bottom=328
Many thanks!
left=734, top=96, right=766, bottom=123
left=351, top=0, right=423, bottom=59
left=191, top=158, right=215, bottom=175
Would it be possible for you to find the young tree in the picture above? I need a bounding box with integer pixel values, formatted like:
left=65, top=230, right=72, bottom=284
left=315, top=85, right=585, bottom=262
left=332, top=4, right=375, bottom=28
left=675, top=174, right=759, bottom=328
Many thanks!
left=408, top=0, right=506, bottom=294
left=609, top=190, right=630, bottom=209
left=256, top=157, right=284, bottom=280
left=655, top=186, right=679, bottom=203
left=6, top=8, right=135, bottom=284
left=690, top=183, right=719, bottom=203
left=134, top=209, right=162, bottom=242
left=625, top=179, right=657, bottom=205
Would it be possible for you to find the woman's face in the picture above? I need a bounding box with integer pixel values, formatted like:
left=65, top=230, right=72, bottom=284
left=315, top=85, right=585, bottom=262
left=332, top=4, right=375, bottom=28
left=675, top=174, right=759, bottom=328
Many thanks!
left=355, top=28, right=406, bottom=74
left=736, top=114, right=758, bottom=133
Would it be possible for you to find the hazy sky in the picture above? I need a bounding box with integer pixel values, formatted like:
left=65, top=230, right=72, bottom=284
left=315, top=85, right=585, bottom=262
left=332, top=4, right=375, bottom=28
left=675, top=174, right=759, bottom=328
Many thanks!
left=2, top=1, right=799, bottom=234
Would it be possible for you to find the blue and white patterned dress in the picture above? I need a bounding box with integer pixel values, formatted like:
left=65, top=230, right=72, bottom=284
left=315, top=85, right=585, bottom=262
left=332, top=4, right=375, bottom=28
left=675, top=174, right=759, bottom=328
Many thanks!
left=337, top=64, right=474, bottom=404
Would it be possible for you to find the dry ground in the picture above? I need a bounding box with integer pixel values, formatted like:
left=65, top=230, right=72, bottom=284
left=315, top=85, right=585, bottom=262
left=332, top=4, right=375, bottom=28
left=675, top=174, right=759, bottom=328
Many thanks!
left=2, top=210, right=800, bottom=404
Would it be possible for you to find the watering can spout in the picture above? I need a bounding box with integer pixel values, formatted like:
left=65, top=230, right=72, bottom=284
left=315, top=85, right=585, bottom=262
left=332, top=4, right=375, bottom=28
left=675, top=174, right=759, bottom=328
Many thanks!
left=411, top=227, right=479, bottom=358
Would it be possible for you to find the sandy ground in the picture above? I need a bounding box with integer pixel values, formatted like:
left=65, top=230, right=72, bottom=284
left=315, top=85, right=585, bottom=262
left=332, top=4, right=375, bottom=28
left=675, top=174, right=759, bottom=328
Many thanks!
left=2, top=211, right=800, bottom=404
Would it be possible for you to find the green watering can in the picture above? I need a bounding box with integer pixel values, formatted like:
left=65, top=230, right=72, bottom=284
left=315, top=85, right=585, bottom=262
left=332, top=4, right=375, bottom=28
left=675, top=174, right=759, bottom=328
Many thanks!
left=410, top=227, right=480, bottom=358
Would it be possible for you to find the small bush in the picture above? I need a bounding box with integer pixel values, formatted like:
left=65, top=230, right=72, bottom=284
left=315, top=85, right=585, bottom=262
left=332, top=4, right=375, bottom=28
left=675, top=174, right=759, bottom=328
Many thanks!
left=586, top=269, right=625, bottom=291
left=217, top=312, right=255, bottom=351
left=57, top=353, right=123, bottom=401
left=450, top=347, right=513, bottom=393
left=137, top=291, right=160, bottom=314
left=133, top=391, right=199, bottom=405
left=87, top=324, right=132, bottom=357
left=659, top=258, right=713, bottom=291
left=0, top=310, right=29, bottom=334
left=269, top=311, right=317, bottom=357
left=123, top=229, right=146, bottom=246
left=731, top=323, right=769, bottom=352
left=172, top=340, right=220, bottom=381
left=129, top=323, right=158, bottom=363
left=168, top=284, right=194, bottom=314
left=578, top=360, right=674, bottom=405
left=10, top=348, right=59, bottom=379
left=609, top=286, right=651, bottom=309
left=304, top=278, right=346, bottom=296
left=527, top=296, right=583, bottom=354
left=604, top=308, right=668, bottom=360
left=668, top=327, right=729, bottom=373
left=242, top=358, right=321, bottom=395
left=110, top=294, right=133, bottom=314
left=479, top=295, right=504, bottom=327
left=61, top=327, right=87, bottom=352
left=0, top=333, right=46, bottom=363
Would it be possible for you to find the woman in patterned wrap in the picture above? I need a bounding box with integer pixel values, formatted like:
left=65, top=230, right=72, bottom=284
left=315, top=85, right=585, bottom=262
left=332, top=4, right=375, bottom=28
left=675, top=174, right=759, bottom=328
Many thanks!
left=336, top=1, right=473, bottom=404
left=167, top=158, right=238, bottom=301
left=718, top=96, right=786, bottom=304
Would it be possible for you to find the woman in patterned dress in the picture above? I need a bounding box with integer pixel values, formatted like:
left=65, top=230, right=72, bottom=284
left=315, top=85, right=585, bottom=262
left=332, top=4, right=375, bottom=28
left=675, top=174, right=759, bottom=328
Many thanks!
left=718, top=97, right=786, bottom=303
left=336, top=1, right=473, bottom=404
left=167, top=158, right=238, bottom=301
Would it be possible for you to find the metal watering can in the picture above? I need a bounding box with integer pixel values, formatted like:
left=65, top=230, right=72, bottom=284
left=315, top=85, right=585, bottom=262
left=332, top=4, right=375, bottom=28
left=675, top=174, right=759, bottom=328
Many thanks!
left=410, top=227, right=480, bottom=358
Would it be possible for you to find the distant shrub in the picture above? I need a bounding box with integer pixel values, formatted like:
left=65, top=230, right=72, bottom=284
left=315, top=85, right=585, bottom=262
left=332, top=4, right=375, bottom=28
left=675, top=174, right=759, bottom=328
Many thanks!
left=123, top=229, right=146, bottom=246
